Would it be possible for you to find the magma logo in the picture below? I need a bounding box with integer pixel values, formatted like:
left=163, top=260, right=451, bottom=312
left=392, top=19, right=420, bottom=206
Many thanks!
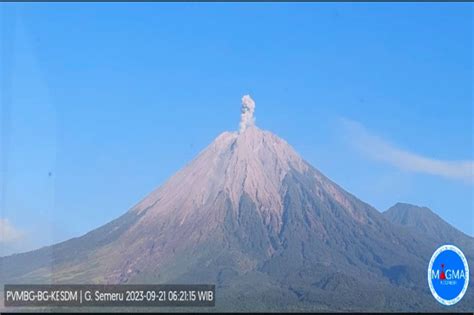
left=428, top=245, right=469, bottom=306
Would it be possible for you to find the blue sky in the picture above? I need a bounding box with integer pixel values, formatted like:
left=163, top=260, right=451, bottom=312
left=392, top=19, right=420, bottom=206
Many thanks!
left=0, top=3, right=472, bottom=255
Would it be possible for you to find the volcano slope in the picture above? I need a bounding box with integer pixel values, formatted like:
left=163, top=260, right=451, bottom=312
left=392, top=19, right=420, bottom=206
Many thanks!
left=1, top=126, right=473, bottom=312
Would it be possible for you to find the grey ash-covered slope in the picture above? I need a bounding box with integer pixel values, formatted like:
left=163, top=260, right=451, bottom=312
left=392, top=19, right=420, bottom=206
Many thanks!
left=1, top=98, right=473, bottom=311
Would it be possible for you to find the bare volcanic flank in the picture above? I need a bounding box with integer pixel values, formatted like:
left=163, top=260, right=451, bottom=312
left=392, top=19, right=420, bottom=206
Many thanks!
left=1, top=98, right=473, bottom=311
left=134, top=127, right=307, bottom=228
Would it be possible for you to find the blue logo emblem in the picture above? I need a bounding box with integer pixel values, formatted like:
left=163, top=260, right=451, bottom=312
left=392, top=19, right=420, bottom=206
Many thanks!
left=428, top=245, right=469, bottom=306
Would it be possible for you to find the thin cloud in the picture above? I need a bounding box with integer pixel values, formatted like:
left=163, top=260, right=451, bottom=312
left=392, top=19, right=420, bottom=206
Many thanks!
left=0, top=218, right=24, bottom=243
left=340, top=118, right=474, bottom=183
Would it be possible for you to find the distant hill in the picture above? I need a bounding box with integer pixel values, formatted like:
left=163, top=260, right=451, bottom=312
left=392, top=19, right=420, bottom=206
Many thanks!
left=383, top=202, right=473, bottom=249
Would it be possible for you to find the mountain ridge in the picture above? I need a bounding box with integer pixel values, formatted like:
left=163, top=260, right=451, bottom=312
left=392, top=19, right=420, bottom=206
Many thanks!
left=383, top=202, right=473, bottom=247
left=1, top=98, right=472, bottom=311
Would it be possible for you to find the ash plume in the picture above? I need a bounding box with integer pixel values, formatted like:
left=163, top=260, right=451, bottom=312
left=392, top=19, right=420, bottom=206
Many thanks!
left=239, top=95, right=256, bottom=133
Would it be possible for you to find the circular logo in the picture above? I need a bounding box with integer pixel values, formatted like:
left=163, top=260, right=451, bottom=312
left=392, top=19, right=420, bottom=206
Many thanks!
left=428, top=245, right=469, bottom=306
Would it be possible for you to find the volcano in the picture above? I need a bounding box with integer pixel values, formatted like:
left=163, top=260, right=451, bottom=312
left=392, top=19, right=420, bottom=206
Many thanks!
left=1, top=96, right=473, bottom=312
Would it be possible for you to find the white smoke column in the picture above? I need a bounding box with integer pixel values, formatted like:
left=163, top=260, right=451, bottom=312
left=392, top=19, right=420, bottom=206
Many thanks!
left=239, top=94, right=256, bottom=133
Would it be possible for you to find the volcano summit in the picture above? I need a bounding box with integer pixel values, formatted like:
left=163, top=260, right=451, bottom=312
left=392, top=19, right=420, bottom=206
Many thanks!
left=1, top=96, right=473, bottom=312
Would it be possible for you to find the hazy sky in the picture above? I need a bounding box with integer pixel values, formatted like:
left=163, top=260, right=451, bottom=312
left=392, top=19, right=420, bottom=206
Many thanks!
left=0, top=3, right=472, bottom=255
